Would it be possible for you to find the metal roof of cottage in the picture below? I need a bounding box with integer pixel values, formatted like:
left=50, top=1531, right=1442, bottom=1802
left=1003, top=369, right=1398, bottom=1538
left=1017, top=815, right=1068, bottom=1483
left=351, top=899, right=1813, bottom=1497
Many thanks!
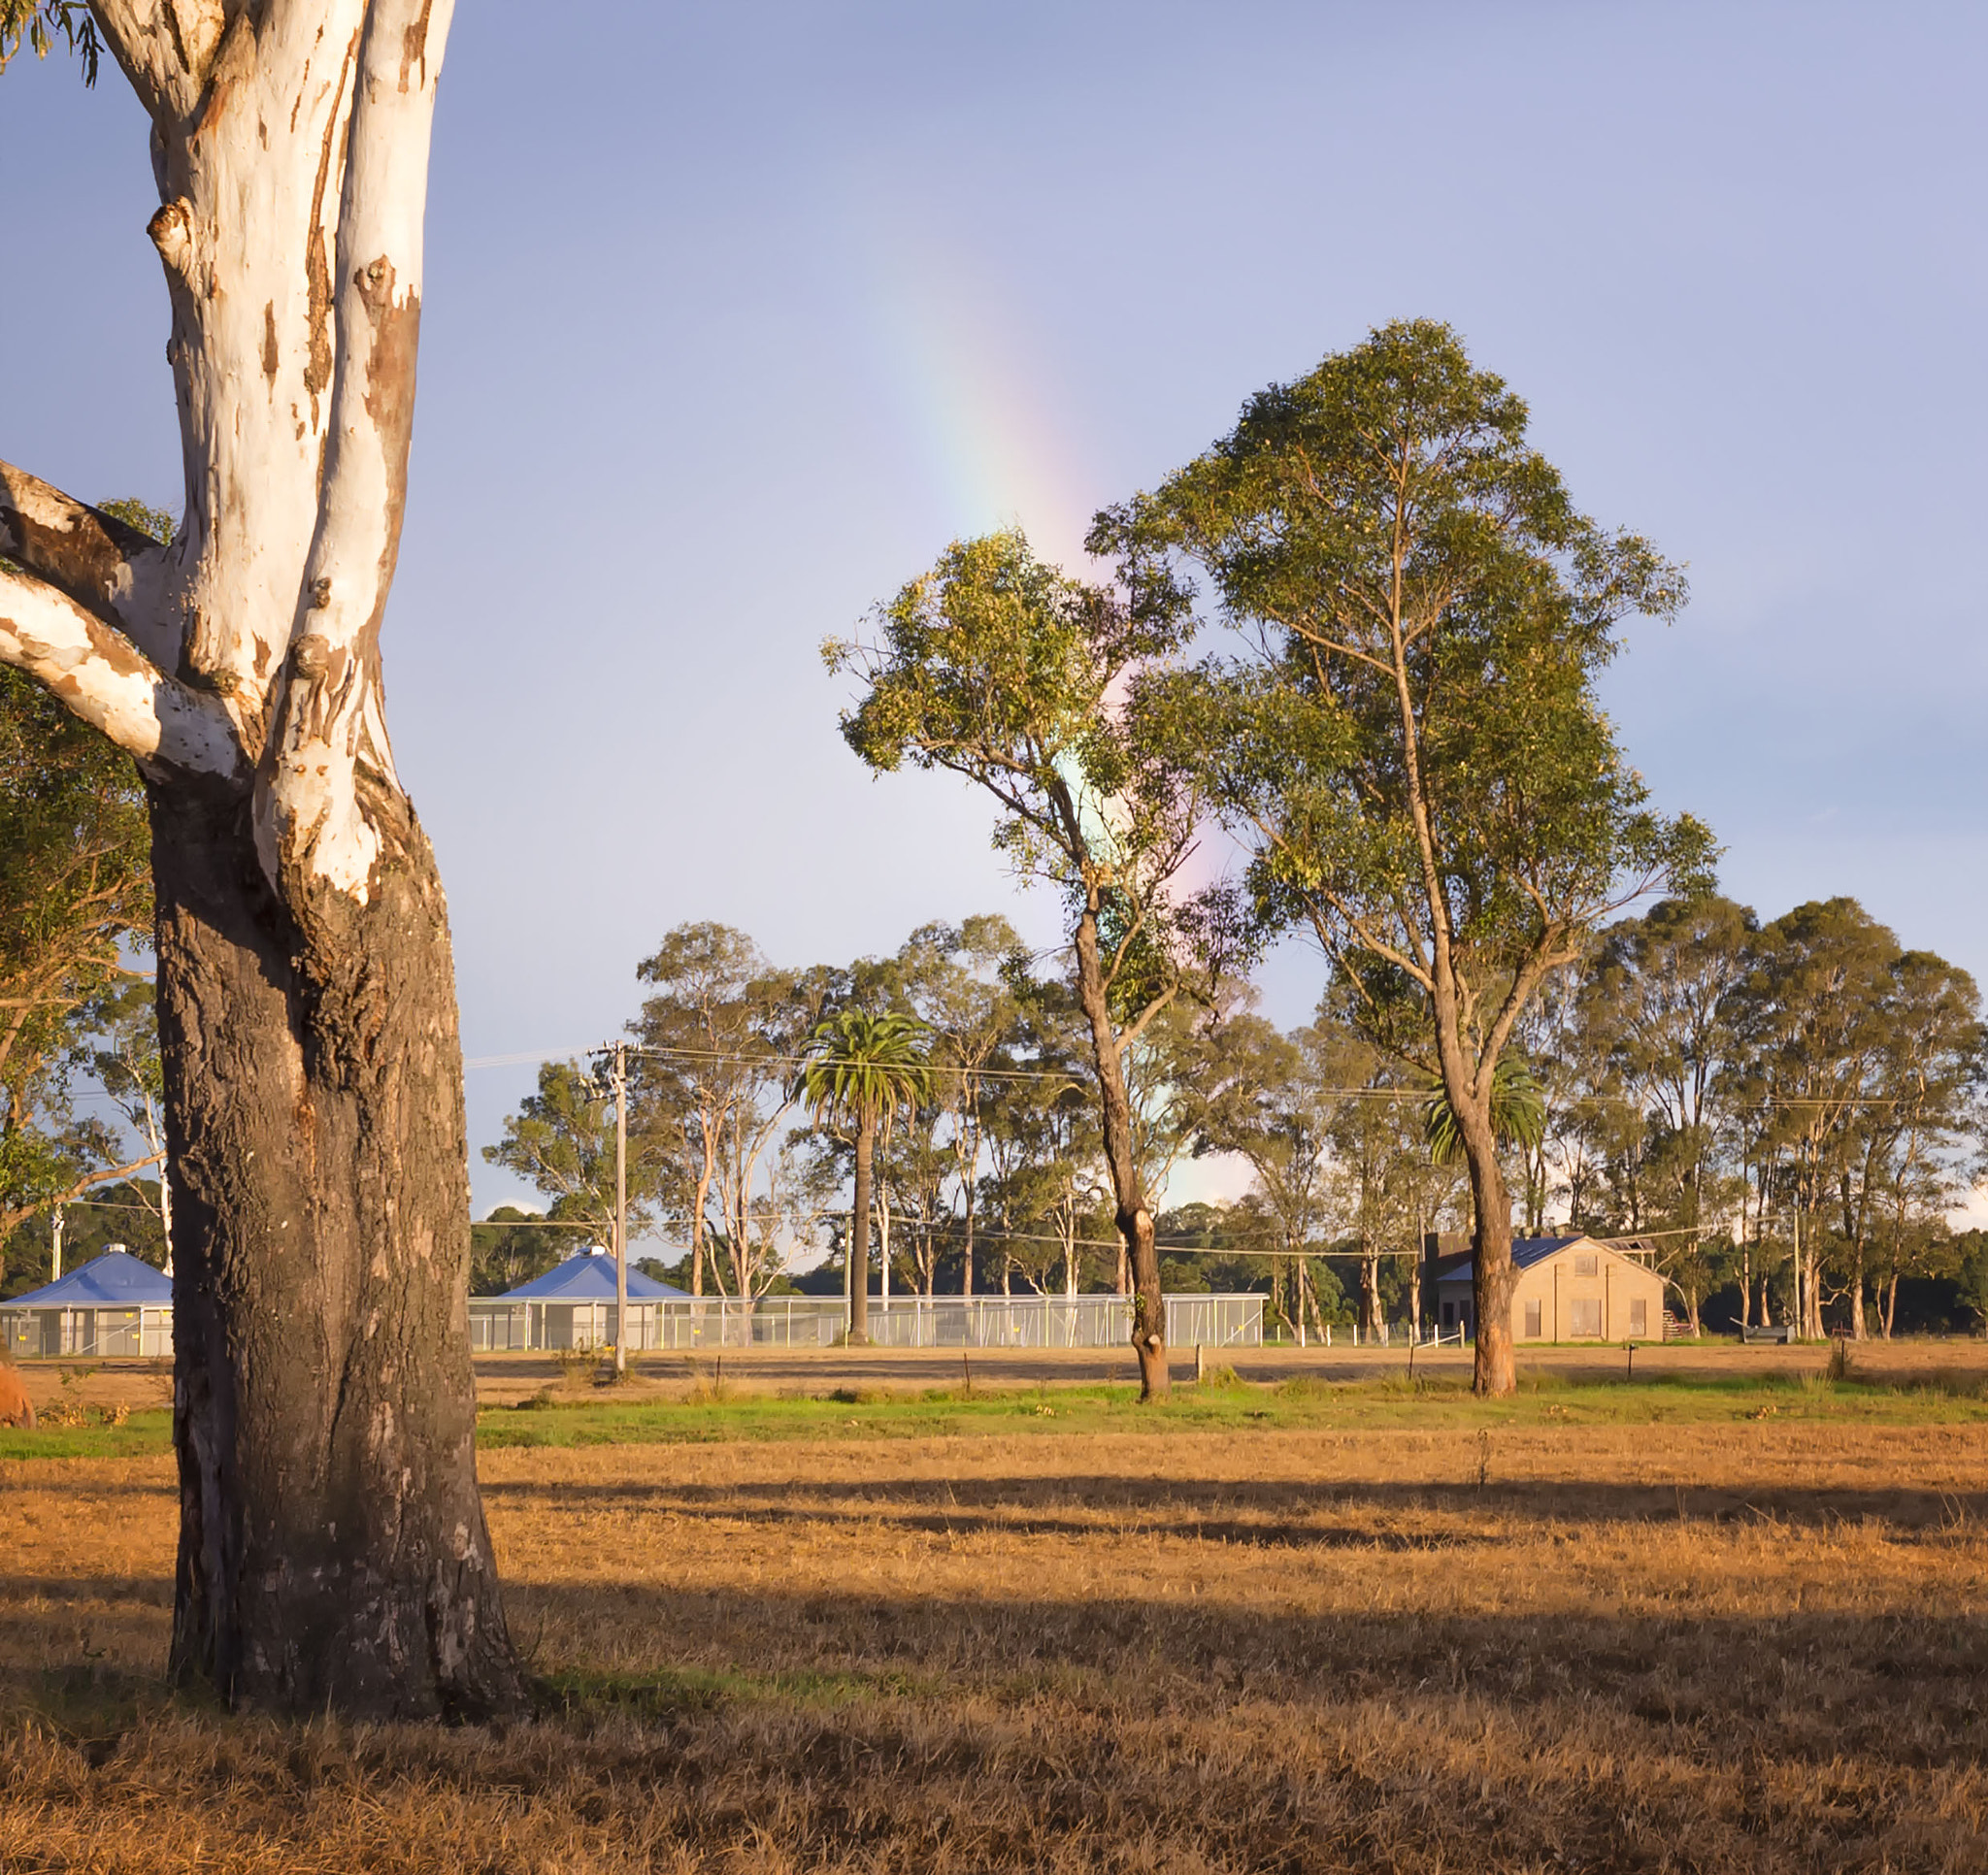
left=1430, top=1235, right=1598, bottom=1281
left=495, top=1250, right=690, bottom=1301
left=5, top=1249, right=173, bottom=1308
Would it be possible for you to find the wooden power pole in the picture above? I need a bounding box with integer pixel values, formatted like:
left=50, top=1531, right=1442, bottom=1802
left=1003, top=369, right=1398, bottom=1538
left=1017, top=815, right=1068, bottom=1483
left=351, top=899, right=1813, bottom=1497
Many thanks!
left=613, top=1041, right=628, bottom=1378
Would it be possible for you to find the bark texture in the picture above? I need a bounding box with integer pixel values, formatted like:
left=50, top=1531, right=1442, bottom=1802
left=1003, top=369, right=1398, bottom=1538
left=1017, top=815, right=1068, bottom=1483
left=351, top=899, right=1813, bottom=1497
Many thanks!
left=158, top=784, right=516, bottom=1716
left=0, top=0, right=521, bottom=1715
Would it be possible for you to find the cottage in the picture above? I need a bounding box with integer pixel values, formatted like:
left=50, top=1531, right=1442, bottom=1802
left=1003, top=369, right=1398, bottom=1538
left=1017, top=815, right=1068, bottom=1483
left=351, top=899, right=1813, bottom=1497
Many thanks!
left=0, top=1249, right=175, bottom=1358
left=1429, top=1234, right=1666, bottom=1343
left=467, top=1247, right=691, bottom=1352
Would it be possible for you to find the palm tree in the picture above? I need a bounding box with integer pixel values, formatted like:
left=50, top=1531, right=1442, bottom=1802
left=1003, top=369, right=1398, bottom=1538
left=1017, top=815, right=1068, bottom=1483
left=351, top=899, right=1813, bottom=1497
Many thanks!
left=1425, top=1054, right=1548, bottom=1174
left=800, top=1009, right=933, bottom=1344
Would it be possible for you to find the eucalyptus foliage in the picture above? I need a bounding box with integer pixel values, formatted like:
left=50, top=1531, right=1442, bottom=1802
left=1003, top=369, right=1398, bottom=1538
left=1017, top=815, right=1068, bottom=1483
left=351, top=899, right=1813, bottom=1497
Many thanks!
left=1098, top=318, right=1713, bottom=1392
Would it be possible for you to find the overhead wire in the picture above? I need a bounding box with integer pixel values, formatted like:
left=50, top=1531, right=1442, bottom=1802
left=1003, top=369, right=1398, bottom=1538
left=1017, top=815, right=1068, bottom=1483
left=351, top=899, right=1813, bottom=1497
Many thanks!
left=468, top=1038, right=1944, bottom=1114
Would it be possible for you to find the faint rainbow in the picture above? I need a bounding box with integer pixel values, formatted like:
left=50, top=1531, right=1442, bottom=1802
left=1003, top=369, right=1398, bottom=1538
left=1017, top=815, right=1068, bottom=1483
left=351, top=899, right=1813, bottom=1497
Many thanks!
left=860, top=235, right=1100, bottom=568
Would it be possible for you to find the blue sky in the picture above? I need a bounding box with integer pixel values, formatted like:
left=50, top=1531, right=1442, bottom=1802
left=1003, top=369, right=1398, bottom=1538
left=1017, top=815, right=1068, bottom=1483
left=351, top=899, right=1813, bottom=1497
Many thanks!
left=4, top=2, right=1984, bottom=1221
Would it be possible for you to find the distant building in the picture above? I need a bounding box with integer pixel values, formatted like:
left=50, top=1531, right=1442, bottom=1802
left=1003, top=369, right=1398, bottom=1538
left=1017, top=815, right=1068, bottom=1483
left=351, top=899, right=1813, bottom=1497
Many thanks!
left=1, top=1249, right=174, bottom=1358
left=468, top=1247, right=691, bottom=1352
left=1429, top=1234, right=1666, bottom=1342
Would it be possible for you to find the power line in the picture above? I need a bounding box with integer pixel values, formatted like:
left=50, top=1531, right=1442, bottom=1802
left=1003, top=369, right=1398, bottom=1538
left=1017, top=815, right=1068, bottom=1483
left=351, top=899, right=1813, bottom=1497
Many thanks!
left=471, top=1038, right=1947, bottom=1113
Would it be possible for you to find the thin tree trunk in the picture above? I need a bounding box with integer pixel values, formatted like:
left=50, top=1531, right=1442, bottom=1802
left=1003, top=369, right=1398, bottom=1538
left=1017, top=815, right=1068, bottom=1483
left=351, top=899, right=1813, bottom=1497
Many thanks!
left=960, top=1103, right=977, bottom=1298
left=1071, top=901, right=1166, bottom=1398
left=848, top=1123, right=872, bottom=1344
left=1739, top=1171, right=1753, bottom=1332
left=687, top=1123, right=714, bottom=1299
left=878, top=1175, right=891, bottom=1302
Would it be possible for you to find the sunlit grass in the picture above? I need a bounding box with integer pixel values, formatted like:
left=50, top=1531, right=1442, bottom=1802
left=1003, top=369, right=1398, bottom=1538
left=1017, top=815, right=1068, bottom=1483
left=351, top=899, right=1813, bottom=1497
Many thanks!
left=7, top=1365, right=1988, bottom=1464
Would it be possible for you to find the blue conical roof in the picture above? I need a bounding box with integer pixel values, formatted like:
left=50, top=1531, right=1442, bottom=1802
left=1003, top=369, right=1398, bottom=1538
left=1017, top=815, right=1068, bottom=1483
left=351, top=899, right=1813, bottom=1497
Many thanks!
left=6, top=1248, right=173, bottom=1308
left=497, top=1250, right=689, bottom=1301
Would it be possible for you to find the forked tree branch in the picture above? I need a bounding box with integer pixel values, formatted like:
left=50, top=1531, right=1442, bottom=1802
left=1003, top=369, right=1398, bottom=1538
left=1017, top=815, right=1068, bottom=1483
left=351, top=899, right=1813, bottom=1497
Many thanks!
left=0, top=563, right=244, bottom=782
left=0, top=459, right=180, bottom=668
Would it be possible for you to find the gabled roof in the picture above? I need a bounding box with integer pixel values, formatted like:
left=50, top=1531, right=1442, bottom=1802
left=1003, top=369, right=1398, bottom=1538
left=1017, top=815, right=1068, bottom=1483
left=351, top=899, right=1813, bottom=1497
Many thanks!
left=1431, top=1234, right=1597, bottom=1281
left=4, top=1249, right=173, bottom=1308
left=495, top=1251, right=690, bottom=1301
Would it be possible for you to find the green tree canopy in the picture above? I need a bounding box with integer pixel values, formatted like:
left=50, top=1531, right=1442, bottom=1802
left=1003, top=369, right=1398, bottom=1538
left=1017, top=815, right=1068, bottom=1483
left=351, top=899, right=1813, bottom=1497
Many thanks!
left=0, top=497, right=169, bottom=1255
left=828, top=527, right=1236, bottom=1396
left=1101, top=319, right=1713, bottom=1394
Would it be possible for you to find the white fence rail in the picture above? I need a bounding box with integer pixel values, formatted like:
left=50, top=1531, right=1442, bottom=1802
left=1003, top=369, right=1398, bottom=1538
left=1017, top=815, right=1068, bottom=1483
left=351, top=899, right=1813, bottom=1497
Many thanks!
left=467, top=1292, right=1266, bottom=1354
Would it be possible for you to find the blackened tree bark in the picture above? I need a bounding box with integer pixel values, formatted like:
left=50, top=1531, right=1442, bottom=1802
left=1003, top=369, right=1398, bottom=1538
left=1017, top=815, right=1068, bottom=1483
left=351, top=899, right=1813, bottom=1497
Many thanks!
left=0, top=0, right=520, bottom=1716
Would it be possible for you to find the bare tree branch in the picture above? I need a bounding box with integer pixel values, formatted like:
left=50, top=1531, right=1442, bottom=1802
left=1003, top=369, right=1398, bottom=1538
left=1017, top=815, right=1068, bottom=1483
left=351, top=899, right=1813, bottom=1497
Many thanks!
left=0, top=458, right=179, bottom=668
left=0, top=563, right=244, bottom=782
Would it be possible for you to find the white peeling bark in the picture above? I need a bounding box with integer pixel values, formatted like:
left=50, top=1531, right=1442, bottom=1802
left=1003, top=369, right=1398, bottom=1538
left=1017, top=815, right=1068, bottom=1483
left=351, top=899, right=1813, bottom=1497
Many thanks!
left=0, top=461, right=181, bottom=667
left=0, top=564, right=243, bottom=780
left=259, top=0, right=449, bottom=904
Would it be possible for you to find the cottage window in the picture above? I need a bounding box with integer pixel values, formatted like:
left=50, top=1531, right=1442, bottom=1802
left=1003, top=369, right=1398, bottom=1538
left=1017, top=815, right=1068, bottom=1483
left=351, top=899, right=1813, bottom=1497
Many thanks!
left=1573, top=1253, right=1599, bottom=1277
left=1570, top=1298, right=1603, bottom=1337
left=1629, top=1299, right=1647, bottom=1337
left=1523, top=1299, right=1542, bottom=1338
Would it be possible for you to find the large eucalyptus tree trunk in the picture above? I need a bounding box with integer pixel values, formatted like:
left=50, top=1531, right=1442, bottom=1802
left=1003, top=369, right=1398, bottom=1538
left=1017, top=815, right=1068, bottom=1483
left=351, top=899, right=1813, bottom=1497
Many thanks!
left=1462, top=1133, right=1517, bottom=1396
left=0, top=0, right=519, bottom=1717
left=1431, top=990, right=1517, bottom=1398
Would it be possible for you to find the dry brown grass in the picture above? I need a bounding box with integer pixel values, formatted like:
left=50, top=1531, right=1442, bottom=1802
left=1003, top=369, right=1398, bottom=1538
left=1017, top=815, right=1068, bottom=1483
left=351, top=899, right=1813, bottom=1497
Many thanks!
left=6, top=1416, right=1988, bottom=1870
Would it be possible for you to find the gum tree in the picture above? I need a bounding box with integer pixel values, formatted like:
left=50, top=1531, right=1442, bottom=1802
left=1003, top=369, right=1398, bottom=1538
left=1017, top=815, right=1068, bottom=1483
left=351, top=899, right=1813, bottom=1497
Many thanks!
left=1106, top=320, right=1713, bottom=1396
left=0, top=2, right=519, bottom=1711
left=828, top=530, right=1223, bottom=1398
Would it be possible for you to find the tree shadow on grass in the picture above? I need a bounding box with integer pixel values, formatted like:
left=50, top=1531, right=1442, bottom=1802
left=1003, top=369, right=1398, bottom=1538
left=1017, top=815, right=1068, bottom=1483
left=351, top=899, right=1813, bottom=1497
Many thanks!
left=5, top=1568, right=1985, bottom=1873
left=481, top=1469, right=1988, bottom=1535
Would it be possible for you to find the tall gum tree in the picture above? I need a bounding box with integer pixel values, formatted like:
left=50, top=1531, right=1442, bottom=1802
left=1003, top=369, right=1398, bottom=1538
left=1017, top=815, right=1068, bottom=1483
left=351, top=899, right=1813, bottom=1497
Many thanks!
left=827, top=530, right=1228, bottom=1398
left=1105, top=321, right=1714, bottom=1397
left=0, top=2, right=520, bottom=1713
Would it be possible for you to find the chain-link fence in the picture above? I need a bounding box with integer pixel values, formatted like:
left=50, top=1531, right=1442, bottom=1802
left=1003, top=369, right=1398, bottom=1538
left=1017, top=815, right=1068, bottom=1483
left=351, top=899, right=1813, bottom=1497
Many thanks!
left=467, top=1292, right=1266, bottom=1353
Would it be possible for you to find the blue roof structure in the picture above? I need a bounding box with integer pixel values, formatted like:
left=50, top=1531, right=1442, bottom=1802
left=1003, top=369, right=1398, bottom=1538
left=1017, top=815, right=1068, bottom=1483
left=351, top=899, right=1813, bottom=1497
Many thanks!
left=6, top=1249, right=173, bottom=1308
left=497, top=1250, right=690, bottom=1301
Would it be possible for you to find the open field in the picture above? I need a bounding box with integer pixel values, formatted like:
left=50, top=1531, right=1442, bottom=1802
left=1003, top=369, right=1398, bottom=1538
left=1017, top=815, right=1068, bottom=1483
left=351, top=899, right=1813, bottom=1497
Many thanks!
left=6, top=1362, right=1988, bottom=1870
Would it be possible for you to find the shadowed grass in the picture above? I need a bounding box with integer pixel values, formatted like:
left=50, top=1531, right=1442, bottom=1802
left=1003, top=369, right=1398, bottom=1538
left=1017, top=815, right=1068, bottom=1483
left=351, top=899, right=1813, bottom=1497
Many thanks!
left=6, top=1415, right=1988, bottom=1869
